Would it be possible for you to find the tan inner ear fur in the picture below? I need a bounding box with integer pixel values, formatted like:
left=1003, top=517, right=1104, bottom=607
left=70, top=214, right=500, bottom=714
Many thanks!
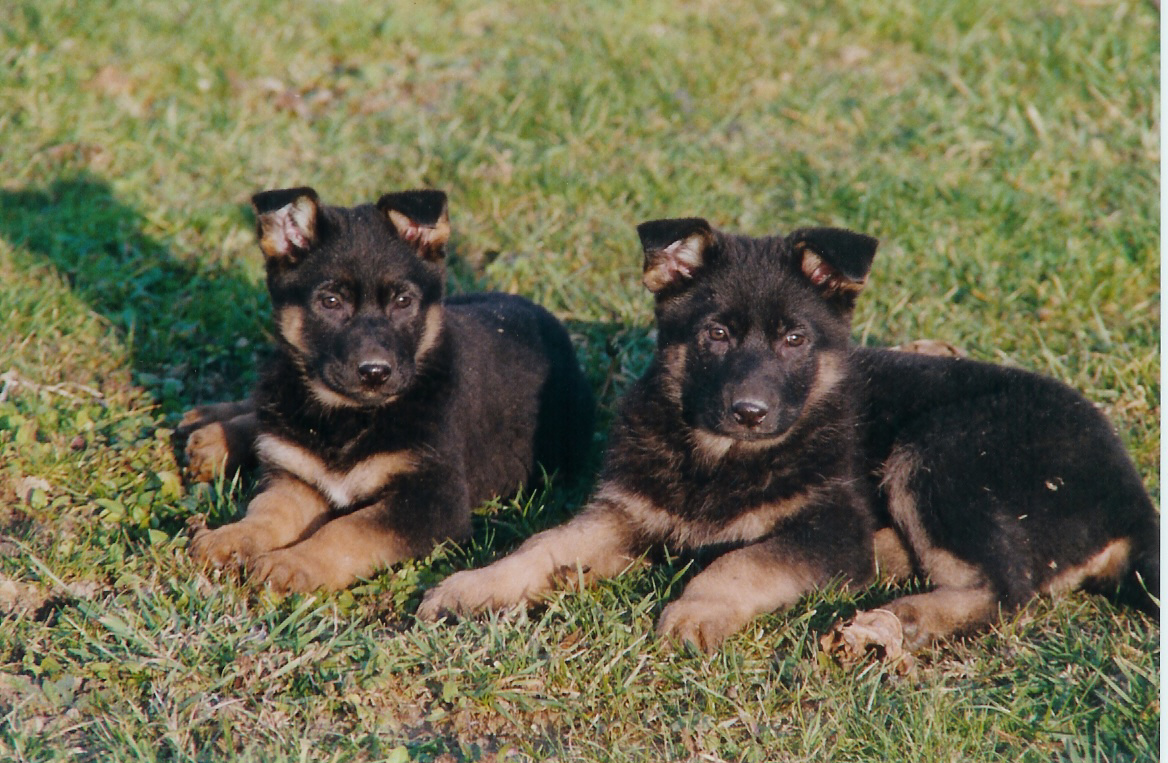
left=387, top=209, right=451, bottom=253
left=259, top=196, right=317, bottom=260
left=798, top=247, right=865, bottom=296
left=642, top=232, right=711, bottom=292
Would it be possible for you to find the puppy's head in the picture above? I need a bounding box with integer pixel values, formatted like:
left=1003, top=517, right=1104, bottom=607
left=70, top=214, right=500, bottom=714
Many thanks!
left=638, top=218, right=877, bottom=444
left=252, top=187, right=451, bottom=408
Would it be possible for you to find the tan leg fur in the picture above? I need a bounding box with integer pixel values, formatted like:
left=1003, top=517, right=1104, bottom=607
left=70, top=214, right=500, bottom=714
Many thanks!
left=252, top=505, right=414, bottom=593
left=417, top=507, right=638, bottom=620
left=656, top=543, right=818, bottom=652
left=872, top=526, right=914, bottom=583
left=190, top=475, right=329, bottom=569
left=880, top=586, right=1000, bottom=650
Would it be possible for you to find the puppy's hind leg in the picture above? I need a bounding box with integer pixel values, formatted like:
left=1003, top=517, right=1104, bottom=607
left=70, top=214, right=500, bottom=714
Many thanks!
left=177, top=398, right=259, bottom=482
left=178, top=398, right=256, bottom=432
left=876, top=585, right=1000, bottom=650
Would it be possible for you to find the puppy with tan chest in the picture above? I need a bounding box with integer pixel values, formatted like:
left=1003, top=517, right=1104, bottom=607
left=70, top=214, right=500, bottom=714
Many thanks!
left=420, top=216, right=1159, bottom=655
left=419, top=220, right=882, bottom=648
left=187, top=187, right=594, bottom=593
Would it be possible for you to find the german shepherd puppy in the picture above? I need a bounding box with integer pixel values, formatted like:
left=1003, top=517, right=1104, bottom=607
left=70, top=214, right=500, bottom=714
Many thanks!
left=187, top=187, right=594, bottom=593
left=419, top=217, right=1159, bottom=653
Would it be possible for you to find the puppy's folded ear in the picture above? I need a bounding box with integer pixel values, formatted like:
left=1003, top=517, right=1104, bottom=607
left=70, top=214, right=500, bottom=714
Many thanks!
left=638, top=218, right=715, bottom=294
left=377, top=190, right=450, bottom=262
left=252, top=187, right=321, bottom=263
left=788, top=227, right=878, bottom=305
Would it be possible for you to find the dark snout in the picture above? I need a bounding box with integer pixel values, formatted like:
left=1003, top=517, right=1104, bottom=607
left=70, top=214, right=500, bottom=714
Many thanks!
left=357, top=359, right=393, bottom=388
left=731, top=398, right=770, bottom=428
left=348, top=314, right=401, bottom=392
left=349, top=334, right=405, bottom=397
left=723, top=385, right=784, bottom=436
left=716, top=350, right=792, bottom=438
left=316, top=315, right=416, bottom=406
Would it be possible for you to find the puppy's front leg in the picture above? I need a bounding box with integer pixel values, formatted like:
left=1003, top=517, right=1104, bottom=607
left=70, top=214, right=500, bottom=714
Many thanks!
left=418, top=506, right=641, bottom=620
left=656, top=541, right=822, bottom=653
left=190, top=475, right=330, bottom=569
left=177, top=398, right=259, bottom=481
left=252, top=504, right=416, bottom=593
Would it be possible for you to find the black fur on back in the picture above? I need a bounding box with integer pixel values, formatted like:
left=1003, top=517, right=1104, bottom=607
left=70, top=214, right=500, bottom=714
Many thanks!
left=853, top=347, right=1159, bottom=610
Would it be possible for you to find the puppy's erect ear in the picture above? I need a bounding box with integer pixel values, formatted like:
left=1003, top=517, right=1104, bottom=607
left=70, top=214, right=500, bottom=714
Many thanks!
left=377, top=190, right=450, bottom=262
left=252, top=187, right=321, bottom=263
left=788, top=227, right=878, bottom=303
left=638, top=218, right=715, bottom=294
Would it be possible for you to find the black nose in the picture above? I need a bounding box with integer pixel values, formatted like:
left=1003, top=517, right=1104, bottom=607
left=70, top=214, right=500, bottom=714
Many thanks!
left=731, top=400, right=768, bottom=427
left=357, top=361, right=392, bottom=386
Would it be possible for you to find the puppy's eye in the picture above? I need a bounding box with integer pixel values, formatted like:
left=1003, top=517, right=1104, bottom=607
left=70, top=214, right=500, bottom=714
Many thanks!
left=393, top=294, right=413, bottom=309
left=320, top=294, right=344, bottom=311
left=784, top=332, right=807, bottom=348
left=707, top=325, right=729, bottom=342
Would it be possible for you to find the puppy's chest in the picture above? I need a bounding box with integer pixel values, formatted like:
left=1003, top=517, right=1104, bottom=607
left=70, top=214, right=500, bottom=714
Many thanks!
left=601, top=477, right=815, bottom=548
left=624, top=434, right=808, bottom=514
left=608, top=421, right=836, bottom=546
left=255, top=432, right=420, bottom=509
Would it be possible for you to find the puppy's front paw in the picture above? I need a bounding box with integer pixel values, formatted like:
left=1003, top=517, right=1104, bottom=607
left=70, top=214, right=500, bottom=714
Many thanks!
left=253, top=547, right=351, bottom=594
left=656, top=598, right=746, bottom=653
left=418, top=569, right=518, bottom=621
left=190, top=522, right=267, bottom=569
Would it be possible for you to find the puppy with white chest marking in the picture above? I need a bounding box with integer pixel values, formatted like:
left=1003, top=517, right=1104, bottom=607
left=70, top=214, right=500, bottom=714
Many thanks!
left=419, top=216, right=1159, bottom=656
left=187, top=187, right=594, bottom=593
left=419, top=220, right=881, bottom=649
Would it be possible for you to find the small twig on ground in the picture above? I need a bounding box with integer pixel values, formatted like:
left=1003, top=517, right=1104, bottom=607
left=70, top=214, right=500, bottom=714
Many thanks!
left=0, top=369, right=106, bottom=405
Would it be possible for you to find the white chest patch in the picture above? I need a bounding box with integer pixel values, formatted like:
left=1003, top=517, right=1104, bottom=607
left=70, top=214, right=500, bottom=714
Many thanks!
left=594, top=484, right=812, bottom=548
left=256, top=434, right=416, bottom=508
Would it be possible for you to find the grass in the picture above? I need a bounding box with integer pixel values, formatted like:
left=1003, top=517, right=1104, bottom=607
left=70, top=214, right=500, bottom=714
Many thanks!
left=0, top=0, right=1158, bottom=760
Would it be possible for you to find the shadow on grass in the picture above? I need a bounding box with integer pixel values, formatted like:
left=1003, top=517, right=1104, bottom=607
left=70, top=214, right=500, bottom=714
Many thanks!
left=0, top=173, right=651, bottom=420
left=0, top=172, right=267, bottom=414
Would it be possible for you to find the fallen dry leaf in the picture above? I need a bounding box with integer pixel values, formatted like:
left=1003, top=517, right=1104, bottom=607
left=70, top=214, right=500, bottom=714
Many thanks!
left=0, top=576, right=49, bottom=614
left=820, top=608, right=917, bottom=675
left=890, top=339, right=967, bottom=358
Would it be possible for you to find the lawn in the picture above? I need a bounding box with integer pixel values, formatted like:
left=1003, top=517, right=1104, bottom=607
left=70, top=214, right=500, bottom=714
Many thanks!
left=0, top=0, right=1159, bottom=760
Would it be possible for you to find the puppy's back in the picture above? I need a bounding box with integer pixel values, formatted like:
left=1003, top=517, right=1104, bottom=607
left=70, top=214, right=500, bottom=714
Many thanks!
left=853, top=347, right=1158, bottom=608
left=446, top=293, right=595, bottom=503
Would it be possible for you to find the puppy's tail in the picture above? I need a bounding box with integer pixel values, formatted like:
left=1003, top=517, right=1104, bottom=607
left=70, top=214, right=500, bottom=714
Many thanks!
left=1119, top=517, right=1159, bottom=614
